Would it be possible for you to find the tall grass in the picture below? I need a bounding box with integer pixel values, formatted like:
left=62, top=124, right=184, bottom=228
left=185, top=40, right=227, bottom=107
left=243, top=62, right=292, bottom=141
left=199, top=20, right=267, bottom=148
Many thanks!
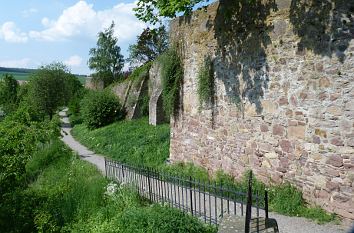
left=72, top=117, right=170, bottom=167
left=11, top=139, right=215, bottom=233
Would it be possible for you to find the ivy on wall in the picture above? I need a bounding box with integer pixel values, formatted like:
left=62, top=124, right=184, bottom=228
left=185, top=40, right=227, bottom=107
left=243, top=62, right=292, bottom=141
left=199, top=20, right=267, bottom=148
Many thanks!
left=159, top=47, right=183, bottom=117
left=197, top=56, right=215, bottom=110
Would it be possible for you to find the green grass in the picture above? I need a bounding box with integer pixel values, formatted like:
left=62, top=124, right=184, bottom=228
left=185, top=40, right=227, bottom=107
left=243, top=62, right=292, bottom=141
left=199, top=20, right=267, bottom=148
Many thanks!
left=72, top=117, right=170, bottom=168
left=3, top=138, right=216, bottom=233
left=0, top=70, right=31, bottom=80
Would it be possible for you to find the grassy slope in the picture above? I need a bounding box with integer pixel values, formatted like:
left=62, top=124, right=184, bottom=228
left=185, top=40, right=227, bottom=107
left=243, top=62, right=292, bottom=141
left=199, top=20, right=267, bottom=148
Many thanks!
left=24, top=139, right=215, bottom=233
left=72, top=117, right=170, bottom=168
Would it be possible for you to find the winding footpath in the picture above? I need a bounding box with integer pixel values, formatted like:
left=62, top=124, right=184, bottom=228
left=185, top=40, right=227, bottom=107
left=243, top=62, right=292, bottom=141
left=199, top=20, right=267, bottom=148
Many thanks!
left=59, top=109, right=349, bottom=233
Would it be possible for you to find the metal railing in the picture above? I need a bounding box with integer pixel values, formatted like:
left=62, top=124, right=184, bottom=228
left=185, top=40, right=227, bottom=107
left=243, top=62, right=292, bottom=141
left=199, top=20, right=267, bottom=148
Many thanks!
left=105, top=158, right=269, bottom=232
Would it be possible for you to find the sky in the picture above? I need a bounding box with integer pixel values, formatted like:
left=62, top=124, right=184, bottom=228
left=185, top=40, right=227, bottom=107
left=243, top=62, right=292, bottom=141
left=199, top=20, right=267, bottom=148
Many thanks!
left=0, top=0, right=149, bottom=75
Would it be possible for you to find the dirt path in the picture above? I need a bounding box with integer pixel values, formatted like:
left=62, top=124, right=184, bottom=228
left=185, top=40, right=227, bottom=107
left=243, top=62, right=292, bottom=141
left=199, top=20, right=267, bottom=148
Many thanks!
left=59, top=109, right=349, bottom=233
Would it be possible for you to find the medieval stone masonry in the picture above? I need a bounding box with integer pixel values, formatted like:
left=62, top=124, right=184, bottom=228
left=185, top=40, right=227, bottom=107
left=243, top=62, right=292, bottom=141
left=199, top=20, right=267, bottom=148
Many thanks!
left=168, top=0, right=354, bottom=219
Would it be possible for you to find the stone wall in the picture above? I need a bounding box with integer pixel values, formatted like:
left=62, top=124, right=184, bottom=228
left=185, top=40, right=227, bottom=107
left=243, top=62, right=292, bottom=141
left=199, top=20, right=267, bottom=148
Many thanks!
left=169, top=0, right=354, bottom=219
left=111, top=76, right=149, bottom=120
left=149, top=62, right=167, bottom=125
left=85, top=78, right=104, bottom=90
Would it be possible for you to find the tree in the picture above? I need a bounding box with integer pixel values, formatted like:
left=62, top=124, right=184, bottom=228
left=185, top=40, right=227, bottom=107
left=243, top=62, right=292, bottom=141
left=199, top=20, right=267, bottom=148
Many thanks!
left=27, top=62, right=79, bottom=120
left=0, top=74, right=19, bottom=114
left=88, top=22, right=124, bottom=87
left=134, top=0, right=207, bottom=24
left=128, top=26, right=168, bottom=66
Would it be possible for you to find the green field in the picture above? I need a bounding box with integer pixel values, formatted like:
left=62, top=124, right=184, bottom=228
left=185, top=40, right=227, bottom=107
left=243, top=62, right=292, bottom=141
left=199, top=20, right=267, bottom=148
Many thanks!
left=0, top=70, right=32, bottom=80
left=0, top=68, right=87, bottom=84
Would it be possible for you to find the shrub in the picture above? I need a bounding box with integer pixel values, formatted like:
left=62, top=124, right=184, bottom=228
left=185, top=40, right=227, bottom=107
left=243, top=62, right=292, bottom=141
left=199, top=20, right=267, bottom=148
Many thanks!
left=68, top=89, right=87, bottom=126
left=160, top=47, right=183, bottom=117
left=81, top=91, right=124, bottom=129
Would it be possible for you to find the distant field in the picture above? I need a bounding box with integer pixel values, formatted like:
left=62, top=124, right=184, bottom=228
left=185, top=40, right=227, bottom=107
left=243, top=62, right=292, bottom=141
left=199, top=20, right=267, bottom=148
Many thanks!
left=0, top=71, right=31, bottom=81
left=0, top=68, right=87, bottom=84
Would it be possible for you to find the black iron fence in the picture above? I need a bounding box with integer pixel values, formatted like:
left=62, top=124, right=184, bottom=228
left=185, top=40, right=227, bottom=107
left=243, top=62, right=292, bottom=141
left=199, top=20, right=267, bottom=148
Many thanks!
left=105, top=158, right=269, bottom=231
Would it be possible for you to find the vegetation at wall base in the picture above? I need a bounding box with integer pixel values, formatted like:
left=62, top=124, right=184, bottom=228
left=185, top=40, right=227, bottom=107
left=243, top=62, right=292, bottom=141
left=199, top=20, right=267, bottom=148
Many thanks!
left=72, top=117, right=337, bottom=224
left=160, top=47, right=183, bottom=117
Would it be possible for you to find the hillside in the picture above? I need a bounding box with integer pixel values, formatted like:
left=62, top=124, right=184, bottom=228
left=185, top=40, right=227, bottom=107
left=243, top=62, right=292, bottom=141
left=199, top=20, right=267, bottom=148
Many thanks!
left=0, top=67, right=87, bottom=84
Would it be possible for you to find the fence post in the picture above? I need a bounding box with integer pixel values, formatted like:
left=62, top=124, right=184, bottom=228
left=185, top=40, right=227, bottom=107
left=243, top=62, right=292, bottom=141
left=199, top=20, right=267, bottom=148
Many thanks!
left=104, top=157, right=107, bottom=177
left=265, top=190, right=269, bottom=220
left=189, top=176, right=194, bottom=215
left=245, top=171, right=253, bottom=233
left=147, top=168, right=152, bottom=201
left=121, top=164, right=125, bottom=180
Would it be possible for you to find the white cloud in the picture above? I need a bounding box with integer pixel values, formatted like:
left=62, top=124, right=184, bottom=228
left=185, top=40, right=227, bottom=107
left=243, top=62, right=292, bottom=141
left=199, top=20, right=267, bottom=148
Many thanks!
left=0, top=22, right=28, bottom=43
left=0, top=58, right=31, bottom=68
left=22, top=8, right=38, bottom=17
left=29, top=1, right=146, bottom=42
left=64, top=55, right=82, bottom=67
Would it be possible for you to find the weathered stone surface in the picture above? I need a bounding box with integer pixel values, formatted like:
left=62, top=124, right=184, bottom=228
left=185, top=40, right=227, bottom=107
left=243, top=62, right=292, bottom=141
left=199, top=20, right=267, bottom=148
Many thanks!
left=319, top=77, right=331, bottom=88
left=345, top=99, right=354, bottom=111
left=149, top=62, right=166, bottom=125
left=272, top=124, right=284, bottom=136
left=315, top=129, right=327, bottom=138
left=169, top=0, right=354, bottom=220
left=327, top=106, right=342, bottom=116
left=327, top=155, right=343, bottom=167
left=288, top=125, right=306, bottom=139
left=260, top=124, right=269, bottom=132
left=264, top=152, right=278, bottom=160
left=331, top=138, right=344, bottom=146
left=279, top=140, right=292, bottom=153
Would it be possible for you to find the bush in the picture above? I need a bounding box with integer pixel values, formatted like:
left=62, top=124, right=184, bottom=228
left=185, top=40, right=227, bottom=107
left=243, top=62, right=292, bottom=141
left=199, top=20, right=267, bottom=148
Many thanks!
left=81, top=91, right=124, bottom=129
left=68, top=89, right=87, bottom=126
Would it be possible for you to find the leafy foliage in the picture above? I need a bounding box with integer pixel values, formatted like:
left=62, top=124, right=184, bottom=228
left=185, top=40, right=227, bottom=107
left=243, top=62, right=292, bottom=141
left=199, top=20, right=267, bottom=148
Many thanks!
left=0, top=74, right=19, bottom=114
left=27, top=62, right=81, bottom=119
left=68, top=89, right=87, bottom=126
left=128, top=26, right=168, bottom=65
left=0, top=106, right=60, bottom=232
left=134, top=0, right=207, bottom=24
left=81, top=91, right=124, bottom=129
left=89, top=22, right=124, bottom=87
left=160, top=48, right=183, bottom=117
left=197, top=56, right=214, bottom=109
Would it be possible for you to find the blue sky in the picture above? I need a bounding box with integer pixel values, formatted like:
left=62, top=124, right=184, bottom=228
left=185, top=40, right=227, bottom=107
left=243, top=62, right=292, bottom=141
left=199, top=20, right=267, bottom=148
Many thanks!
left=0, top=1, right=148, bottom=74
left=0, top=1, right=214, bottom=75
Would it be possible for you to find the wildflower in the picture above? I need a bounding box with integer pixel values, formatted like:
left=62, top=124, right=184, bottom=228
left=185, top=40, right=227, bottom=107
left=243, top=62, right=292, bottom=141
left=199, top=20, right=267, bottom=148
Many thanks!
left=105, top=182, right=118, bottom=196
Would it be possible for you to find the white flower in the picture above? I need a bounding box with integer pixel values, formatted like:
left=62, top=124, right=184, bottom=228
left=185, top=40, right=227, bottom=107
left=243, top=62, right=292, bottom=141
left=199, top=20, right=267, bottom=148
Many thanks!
left=105, top=182, right=118, bottom=196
